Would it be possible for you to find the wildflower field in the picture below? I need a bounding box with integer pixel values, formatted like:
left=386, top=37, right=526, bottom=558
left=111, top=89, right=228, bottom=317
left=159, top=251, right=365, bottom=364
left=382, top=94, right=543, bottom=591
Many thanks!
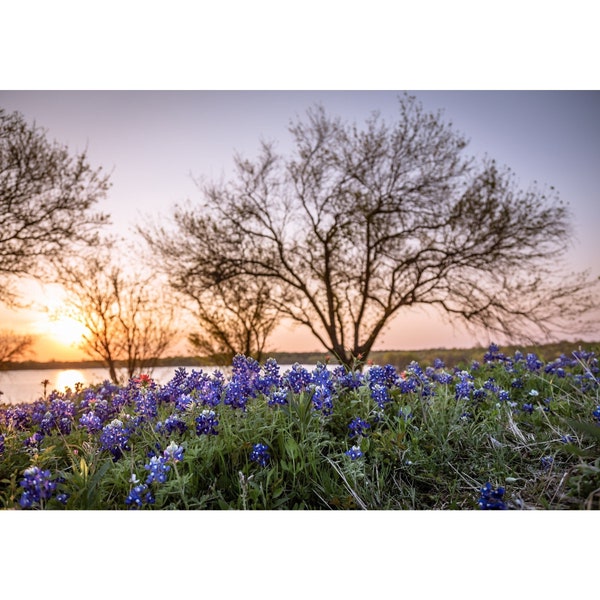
left=1, top=344, right=599, bottom=510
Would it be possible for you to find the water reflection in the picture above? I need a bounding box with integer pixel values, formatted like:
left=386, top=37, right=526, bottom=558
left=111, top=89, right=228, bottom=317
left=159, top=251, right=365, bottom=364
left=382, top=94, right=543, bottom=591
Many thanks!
left=55, top=369, right=87, bottom=393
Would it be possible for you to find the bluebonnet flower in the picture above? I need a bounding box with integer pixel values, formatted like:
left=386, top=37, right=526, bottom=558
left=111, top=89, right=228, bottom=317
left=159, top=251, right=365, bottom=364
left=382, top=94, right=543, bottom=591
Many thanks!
left=522, top=403, right=534, bottom=414
left=145, top=456, right=170, bottom=484
left=155, top=414, right=188, bottom=435
left=540, top=456, right=554, bottom=471
left=497, top=390, right=510, bottom=402
left=200, top=371, right=224, bottom=408
left=433, top=371, right=454, bottom=385
left=223, top=355, right=261, bottom=411
left=195, top=409, right=219, bottom=436
left=267, top=388, right=288, bottom=407
left=368, top=364, right=402, bottom=389
left=79, top=411, right=103, bottom=433
left=348, top=417, right=371, bottom=439
left=473, top=388, right=487, bottom=401
left=526, top=353, right=543, bottom=372
left=478, top=482, right=507, bottom=510
left=30, top=398, right=75, bottom=435
left=483, top=344, right=507, bottom=364
left=2, top=404, right=34, bottom=432
left=483, top=378, right=499, bottom=392
left=309, top=363, right=335, bottom=415
left=134, top=388, right=159, bottom=420
left=311, top=385, right=334, bottom=415
left=332, top=366, right=365, bottom=390
left=18, top=466, right=57, bottom=509
left=56, top=493, right=69, bottom=505
left=24, top=431, right=44, bottom=450
left=99, top=419, right=131, bottom=460
left=455, top=371, right=474, bottom=400
left=125, top=483, right=155, bottom=509
left=249, top=443, right=270, bottom=467
left=345, top=445, right=363, bottom=460
left=433, top=358, right=445, bottom=369
left=511, top=378, right=524, bottom=389
left=0, top=434, right=4, bottom=455
left=175, top=393, right=194, bottom=411
left=158, top=367, right=189, bottom=403
left=39, top=410, right=55, bottom=435
left=163, top=441, right=184, bottom=463
left=593, top=406, right=600, bottom=423
left=85, top=398, right=113, bottom=424
left=561, top=434, right=575, bottom=444
left=257, top=358, right=282, bottom=395
left=285, top=363, right=311, bottom=393
left=370, top=383, right=391, bottom=409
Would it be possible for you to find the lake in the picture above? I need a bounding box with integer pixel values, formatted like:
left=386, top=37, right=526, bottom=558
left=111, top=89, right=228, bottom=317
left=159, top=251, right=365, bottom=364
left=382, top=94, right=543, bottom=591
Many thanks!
left=0, top=363, right=315, bottom=404
left=0, top=365, right=222, bottom=404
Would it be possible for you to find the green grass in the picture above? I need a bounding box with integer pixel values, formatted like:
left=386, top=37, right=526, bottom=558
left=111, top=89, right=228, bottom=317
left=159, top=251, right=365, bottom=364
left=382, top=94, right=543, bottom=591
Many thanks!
left=1, top=345, right=599, bottom=509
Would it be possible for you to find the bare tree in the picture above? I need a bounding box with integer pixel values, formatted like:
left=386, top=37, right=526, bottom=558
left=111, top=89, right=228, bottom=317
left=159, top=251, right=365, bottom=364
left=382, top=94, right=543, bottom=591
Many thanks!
left=0, top=330, right=34, bottom=367
left=186, top=278, right=279, bottom=364
left=144, top=95, right=598, bottom=367
left=56, top=245, right=179, bottom=383
left=139, top=212, right=281, bottom=363
left=0, top=108, right=110, bottom=304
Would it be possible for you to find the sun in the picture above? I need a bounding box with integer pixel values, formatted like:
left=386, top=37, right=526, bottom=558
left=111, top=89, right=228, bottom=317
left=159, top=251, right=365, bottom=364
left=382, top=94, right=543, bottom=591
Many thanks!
left=46, top=314, right=88, bottom=347
left=29, top=284, right=89, bottom=349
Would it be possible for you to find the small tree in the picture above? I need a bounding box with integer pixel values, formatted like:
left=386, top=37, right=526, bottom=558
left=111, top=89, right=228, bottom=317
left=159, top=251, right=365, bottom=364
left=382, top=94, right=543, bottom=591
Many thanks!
left=57, top=245, right=178, bottom=383
left=145, top=95, right=598, bottom=367
left=0, top=108, right=110, bottom=304
left=139, top=212, right=281, bottom=364
left=186, top=278, right=279, bottom=364
left=0, top=330, right=34, bottom=367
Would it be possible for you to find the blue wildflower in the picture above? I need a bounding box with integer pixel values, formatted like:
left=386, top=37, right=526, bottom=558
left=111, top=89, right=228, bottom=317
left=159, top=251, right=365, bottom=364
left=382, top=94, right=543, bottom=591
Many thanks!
left=540, top=456, right=554, bottom=471
left=455, top=371, right=474, bottom=400
left=478, top=482, right=507, bottom=510
left=257, top=358, right=282, bottom=395
left=370, top=383, right=391, bottom=409
left=99, top=419, right=131, bottom=460
left=145, top=456, right=171, bottom=484
left=79, top=411, right=103, bottom=433
left=195, top=409, right=219, bottom=436
left=125, top=483, right=155, bottom=509
left=497, top=390, right=510, bottom=402
left=24, top=431, right=44, bottom=450
left=593, top=406, right=600, bottom=423
left=526, top=353, right=543, bottom=372
left=249, top=443, right=270, bottom=467
left=155, top=414, right=188, bottom=435
left=267, top=388, right=288, bottom=407
left=311, top=385, right=334, bottom=415
left=285, top=363, right=311, bottom=393
left=18, top=466, right=57, bottom=509
left=345, top=445, right=363, bottom=460
left=163, top=441, right=184, bottom=463
left=0, top=434, right=4, bottom=455
left=348, top=417, right=371, bottom=439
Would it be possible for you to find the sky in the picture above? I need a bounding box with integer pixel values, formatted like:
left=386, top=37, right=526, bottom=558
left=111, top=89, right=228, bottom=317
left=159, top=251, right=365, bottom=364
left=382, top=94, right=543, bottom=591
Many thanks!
left=1, top=90, right=599, bottom=361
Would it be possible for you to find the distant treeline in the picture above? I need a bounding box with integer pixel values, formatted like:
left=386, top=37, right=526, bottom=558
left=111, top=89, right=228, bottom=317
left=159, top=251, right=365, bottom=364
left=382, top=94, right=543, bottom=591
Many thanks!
left=2, top=340, right=598, bottom=373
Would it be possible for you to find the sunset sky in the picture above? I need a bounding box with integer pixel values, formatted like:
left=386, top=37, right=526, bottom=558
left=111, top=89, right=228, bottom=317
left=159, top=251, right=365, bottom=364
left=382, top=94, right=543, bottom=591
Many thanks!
left=1, top=90, right=599, bottom=361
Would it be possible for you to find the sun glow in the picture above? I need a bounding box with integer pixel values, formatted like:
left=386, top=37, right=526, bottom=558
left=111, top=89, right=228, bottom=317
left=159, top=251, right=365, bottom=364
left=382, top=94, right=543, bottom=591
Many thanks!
left=27, top=283, right=89, bottom=351
left=46, top=315, right=88, bottom=347
left=55, top=369, right=87, bottom=392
